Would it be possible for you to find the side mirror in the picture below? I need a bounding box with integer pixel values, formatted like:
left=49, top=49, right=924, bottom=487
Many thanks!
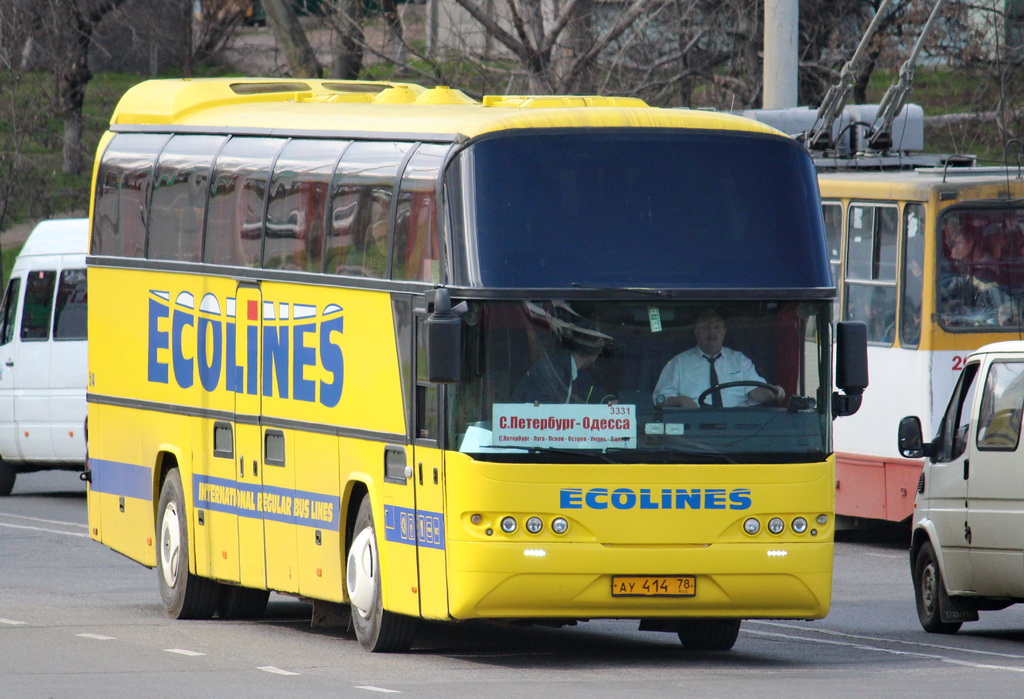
left=425, top=288, right=463, bottom=384
left=833, top=321, right=868, bottom=418
left=898, top=415, right=932, bottom=459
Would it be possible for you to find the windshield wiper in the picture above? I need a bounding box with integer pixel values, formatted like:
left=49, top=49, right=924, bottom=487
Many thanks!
left=570, top=282, right=666, bottom=296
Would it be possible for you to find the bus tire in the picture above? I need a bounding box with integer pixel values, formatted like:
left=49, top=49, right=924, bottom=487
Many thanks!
left=914, top=541, right=962, bottom=634
left=217, top=585, right=270, bottom=619
left=157, top=468, right=220, bottom=619
left=346, top=495, right=417, bottom=652
left=677, top=618, right=741, bottom=650
left=0, top=460, right=15, bottom=496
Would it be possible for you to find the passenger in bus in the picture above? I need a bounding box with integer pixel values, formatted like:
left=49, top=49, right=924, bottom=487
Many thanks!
left=511, top=333, right=616, bottom=405
left=940, top=217, right=1003, bottom=326
left=652, top=309, right=785, bottom=408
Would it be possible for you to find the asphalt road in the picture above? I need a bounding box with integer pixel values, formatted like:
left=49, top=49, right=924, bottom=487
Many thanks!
left=5, top=470, right=1024, bottom=698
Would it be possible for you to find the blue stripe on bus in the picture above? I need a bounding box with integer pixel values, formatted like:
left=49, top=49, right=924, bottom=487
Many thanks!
left=89, top=459, right=153, bottom=501
left=383, top=504, right=445, bottom=550
left=192, top=474, right=340, bottom=529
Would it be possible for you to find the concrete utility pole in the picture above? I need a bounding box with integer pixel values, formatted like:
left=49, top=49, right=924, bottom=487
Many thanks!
left=763, top=0, right=798, bottom=109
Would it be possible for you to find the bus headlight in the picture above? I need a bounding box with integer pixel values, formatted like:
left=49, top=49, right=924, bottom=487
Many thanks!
left=792, top=517, right=808, bottom=534
left=767, top=517, right=785, bottom=534
left=500, top=516, right=517, bottom=533
left=743, top=518, right=761, bottom=535
left=525, top=516, right=543, bottom=534
left=816, top=514, right=829, bottom=525
left=551, top=517, right=569, bottom=535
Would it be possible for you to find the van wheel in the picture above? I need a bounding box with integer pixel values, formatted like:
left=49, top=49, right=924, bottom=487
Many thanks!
left=217, top=586, right=270, bottom=619
left=677, top=619, right=741, bottom=650
left=0, top=460, right=15, bottom=496
left=157, top=469, right=220, bottom=619
left=914, top=541, right=962, bottom=634
left=346, top=495, right=417, bottom=652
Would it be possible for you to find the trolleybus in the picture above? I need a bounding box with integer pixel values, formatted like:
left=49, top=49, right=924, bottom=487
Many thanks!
left=84, top=77, right=866, bottom=652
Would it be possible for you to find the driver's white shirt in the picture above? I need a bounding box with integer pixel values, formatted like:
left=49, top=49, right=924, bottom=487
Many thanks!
left=652, top=346, right=766, bottom=407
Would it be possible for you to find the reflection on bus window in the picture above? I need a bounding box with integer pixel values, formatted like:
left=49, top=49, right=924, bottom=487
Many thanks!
left=939, top=207, right=1024, bottom=329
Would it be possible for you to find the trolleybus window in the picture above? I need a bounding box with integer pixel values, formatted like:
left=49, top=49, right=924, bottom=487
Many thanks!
left=844, top=204, right=898, bottom=344
left=900, top=204, right=925, bottom=348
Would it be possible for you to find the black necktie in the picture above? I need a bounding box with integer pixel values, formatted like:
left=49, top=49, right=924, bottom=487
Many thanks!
left=706, top=353, right=722, bottom=407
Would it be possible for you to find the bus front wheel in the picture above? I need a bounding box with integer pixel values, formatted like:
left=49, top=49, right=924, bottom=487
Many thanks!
left=677, top=618, right=741, bottom=650
left=346, top=495, right=417, bottom=652
left=157, top=468, right=220, bottom=619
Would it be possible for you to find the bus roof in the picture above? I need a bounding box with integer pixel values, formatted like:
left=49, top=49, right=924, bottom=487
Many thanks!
left=108, top=78, right=786, bottom=141
left=818, top=166, right=1024, bottom=202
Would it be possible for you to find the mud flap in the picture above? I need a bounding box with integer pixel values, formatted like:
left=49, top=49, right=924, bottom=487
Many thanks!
left=939, top=588, right=979, bottom=623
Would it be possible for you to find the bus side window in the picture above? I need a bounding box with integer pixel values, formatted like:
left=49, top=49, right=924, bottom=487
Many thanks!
left=393, top=144, right=448, bottom=283
left=21, top=271, right=56, bottom=342
left=900, top=204, right=925, bottom=348
left=92, top=133, right=168, bottom=258
left=0, top=278, right=21, bottom=346
left=53, top=269, right=87, bottom=341
left=148, top=135, right=225, bottom=262
left=205, top=137, right=285, bottom=268
left=326, top=141, right=411, bottom=279
left=264, top=139, right=349, bottom=273
left=844, top=203, right=898, bottom=344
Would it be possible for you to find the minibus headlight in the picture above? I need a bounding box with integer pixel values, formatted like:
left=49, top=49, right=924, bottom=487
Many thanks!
left=551, top=517, right=569, bottom=535
left=768, top=517, right=785, bottom=535
left=743, top=518, right=761, bottom=535
left=500, top=516, right=517, bottom=534
left=525, top=517, right=543, bottom=534
left=792, top=517, right=808, bottom=534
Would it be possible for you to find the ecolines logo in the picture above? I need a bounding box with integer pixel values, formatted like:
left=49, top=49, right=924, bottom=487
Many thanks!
left=559, top=487, right=752, bottom=510
left=147, top=291, right=344, bottom=407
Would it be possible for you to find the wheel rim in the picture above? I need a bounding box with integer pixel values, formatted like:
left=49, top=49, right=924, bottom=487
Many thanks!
left=921, top=561, right=938, bottom=617
left=160, top=500, right=181, bottom=589
left=346, top=526, right=376, bottom=617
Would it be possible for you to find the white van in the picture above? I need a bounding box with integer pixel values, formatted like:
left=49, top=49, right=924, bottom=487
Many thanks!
left=0, top=218, right=88, bottom=495
left=899, top=340, right=1024, bottom=633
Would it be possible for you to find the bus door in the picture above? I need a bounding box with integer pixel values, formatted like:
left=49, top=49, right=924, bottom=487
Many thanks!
left=411, top=312, right=447, bottom=619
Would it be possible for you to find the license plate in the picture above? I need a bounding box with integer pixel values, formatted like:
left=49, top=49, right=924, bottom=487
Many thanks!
left=611, top=575, right=696, bottom=597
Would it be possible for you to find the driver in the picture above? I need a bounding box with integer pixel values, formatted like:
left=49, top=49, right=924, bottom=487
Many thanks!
left=652, top=309, right=785, bottom=408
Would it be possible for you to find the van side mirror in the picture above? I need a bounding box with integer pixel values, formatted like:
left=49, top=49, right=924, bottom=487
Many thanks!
left=898, top=415, right=932, bottom=459
left=425, top=288, right=465, bottom=384
left=833, top=321, right=868, bottom=418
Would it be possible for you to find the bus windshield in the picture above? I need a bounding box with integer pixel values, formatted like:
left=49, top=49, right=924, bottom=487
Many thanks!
left=447, top=131, right=831, bottom=289
left=449, top=299, right=830, bottom=463
left=939, top=205, right=1024, bottom=330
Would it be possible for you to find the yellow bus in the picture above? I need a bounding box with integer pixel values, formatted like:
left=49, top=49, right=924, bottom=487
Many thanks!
left=816, top=166, right=1024, bottom=523
left=84, top=77, right=867, bottom=652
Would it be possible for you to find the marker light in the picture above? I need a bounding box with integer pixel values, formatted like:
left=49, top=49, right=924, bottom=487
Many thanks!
left=767, top=517, right=785, bottom=535
left=816, top=514, right=829, bottom=525
left=523, top=549, right=547, bottom=557
left=743, top=518, right=761, bottom=535
left=500, top=516, right=517, bottom=534
left=525, top=517, right=543, bottom=534
left=470, top=514, right=482, bottom=525
left=551, top=517, right=569, bottom=535
left=791, top=517, right=808, bottom=534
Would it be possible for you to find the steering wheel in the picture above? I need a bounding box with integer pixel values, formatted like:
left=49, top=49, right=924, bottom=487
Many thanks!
left=698, top=380, right=779, bottom=407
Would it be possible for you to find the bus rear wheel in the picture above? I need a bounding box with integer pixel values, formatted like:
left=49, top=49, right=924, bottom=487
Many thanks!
left=677, top=618, right=741, bottom=650
left=346, top=495, right=417, bottom=652
left=157, top=468, right=220, bottom=619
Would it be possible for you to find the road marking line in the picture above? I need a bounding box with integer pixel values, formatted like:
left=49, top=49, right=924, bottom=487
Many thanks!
left=0, top=618, right=27, bottom=625
left=165, top=649, right=205, bottom=656
left=258, top=666, right=299, bottom=676
left=356, top=687, right=401, bottom=693
left=77, top=633, right=115, bottom=640
left=745, top=627, right=1024, bottom=672
left=0, top=513, right=89, bottom=528
left=0, top=522, right=89, bottom=538
left=750, top=620, right=1024, bottom=660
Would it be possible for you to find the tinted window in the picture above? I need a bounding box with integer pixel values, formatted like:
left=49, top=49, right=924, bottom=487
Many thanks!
left=449, top=132, right=828, bottom=288
left=53, top=269, right=87, bottom=340
left=0, top=278, right=21, bottom=346
left=21, top=271, right=56, bottom=341
left=393, top=144, right=447, bottom=283
left=92, top=133, right=170, bottom=257
left=149, top=135, right=226, bottom=261
left=264, top=139, right=349, bottom=273
left=325, top=141, right=412, bottom=278
left=205, top=137, right=286, bottom=267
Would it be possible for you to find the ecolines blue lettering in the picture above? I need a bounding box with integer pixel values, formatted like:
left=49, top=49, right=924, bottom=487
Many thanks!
left=560, top=487, right=753, bottom=511
left=147, top=291, right=345, bottom=408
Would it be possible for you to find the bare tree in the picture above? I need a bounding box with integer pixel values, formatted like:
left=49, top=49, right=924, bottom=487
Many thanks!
left=263, top=0, right=323, bottom=77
